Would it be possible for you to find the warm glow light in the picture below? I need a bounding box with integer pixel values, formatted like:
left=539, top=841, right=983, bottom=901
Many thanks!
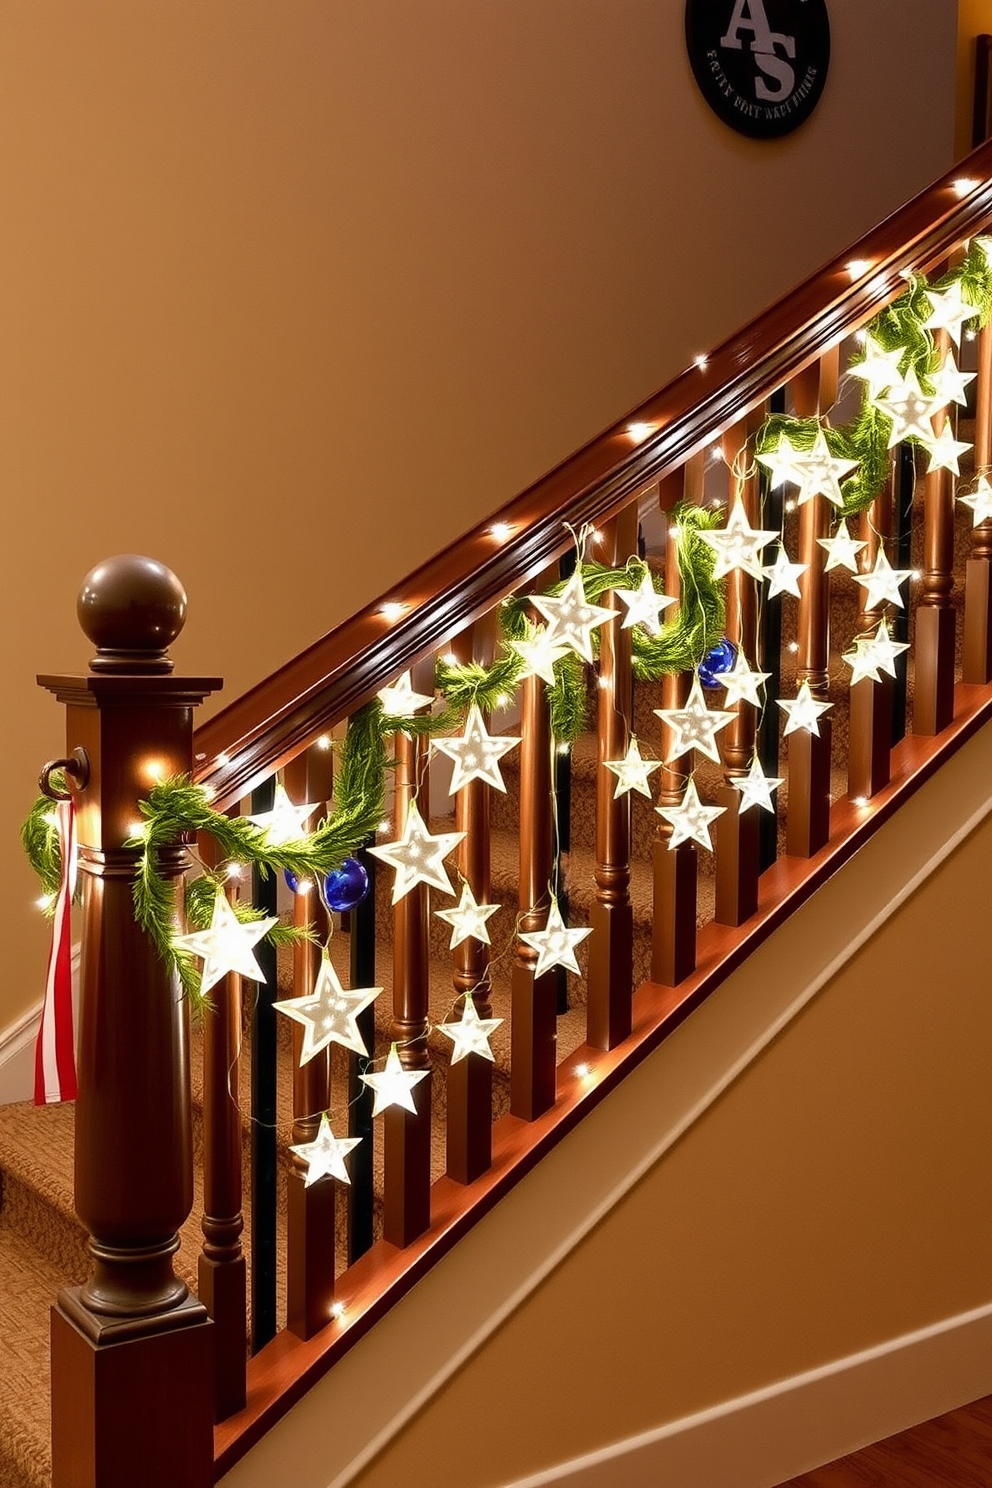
left=380, top=602, right=407, bottom=623
left=43, top=810, right=58, bottom=827
left=846, top=259, right=872, bottom=279
left=143, top=758, right=166, bottom=784
left=496, top=693, right=510, bottom=707
left=331, top=1301, right=346, bottom=1320
left=378, top=819, right=392, bottom=835
left=784, top=499, right=797, bottom=513
left=953, top=177, right=979, bottom=197
left=35, top=893, right=55, bottom=911
left=316, top=734, right=332, bottom=750
left=574, top=1063, right=591, bottom=1079
left=852, top=795, right=868, bottom=807
left=128, top=821, right=147, bottom=839
left=709, top=444, right=724, bottom=462
left=557, top=742, right=570, bottom=755
left=442, top=652, right=457, bottom=666
left=489, top=521, right=514, bottom=542
left=626, top=421, right=654, bottom=443
left=297, top=879, right=314, bottom=895
left=694, top=354, right=708, bottom=369
left=788, top=641, right=799, bottom=653
left=855, top=329, right=867, bottom=344
left=224, top=863, right=243, bottom=881
left=216, top=752, right=230, bottom=767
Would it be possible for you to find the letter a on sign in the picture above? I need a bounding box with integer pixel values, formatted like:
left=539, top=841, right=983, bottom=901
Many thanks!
left=685, top=0, right=830, bottom=139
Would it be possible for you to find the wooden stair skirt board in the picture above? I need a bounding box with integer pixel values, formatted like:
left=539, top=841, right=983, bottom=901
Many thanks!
left=216, top=720, right=992, bottom=1488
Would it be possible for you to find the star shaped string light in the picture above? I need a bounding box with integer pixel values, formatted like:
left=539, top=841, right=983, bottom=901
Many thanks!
left=172, top=890, right=278, bottom=997
left=654, top=674, right=735, bottom=764
left=510, top=627, right=571, bottom=685
left=431, top=704, right=519, bottom=794
left=762, top=546, right=808, bottom=599
left=518, top=900, right=592, bottom=979
left=273, top=952, right=382, bottom=1063
left=435, top=883, right=500, bottom=949
left=438, top=993, right=503, bottom=1065
left=731, top=757, right=784, bottom=814
left=929, top=351, right=976, bottom=408
left=290, top=1114, right=362, bottom=1188
left=817, top=519, right=867, bottom=573
left=922, top=423, right=972, bottom=476
left=368, top=800, right=465, bottom=903
left=783, top=430, right=858, bottom=508
left=852, top=549, right=914, bottom=610
left=959, top=475, right=992, bottom=525
left=718, top=650, right=771, bottom=708
left=697, top=498, right=778, bottom=581
left=361, top=1043, right=430, bottom=1116
left=847, top=336, right=907, bottom=399
left=756, top=432, right=805, bottom=490
left=248, top=783, right=319, bottom=845
left=613, top=570, right=676, bottom=636
left=777, top=681, right=833, bottom=737
left=922, top=280, right=979, bottom=347
left=603, top=737, right=662, bottom=798
left=377, top=671, right=435, bottom=718
left=841, top=619, right=909, bottom=686
left=655, top=779, right=725, bottom=851
left=873, top=369, right=945, bottom=447
left=531, top=569, right=616, bottom=664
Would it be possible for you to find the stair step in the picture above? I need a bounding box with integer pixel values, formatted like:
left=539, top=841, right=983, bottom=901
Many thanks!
left=0, top=1220, right=64, bottom=1488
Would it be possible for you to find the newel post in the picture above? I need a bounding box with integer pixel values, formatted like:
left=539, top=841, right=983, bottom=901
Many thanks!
left=40, top=555, right=221, bottom=1488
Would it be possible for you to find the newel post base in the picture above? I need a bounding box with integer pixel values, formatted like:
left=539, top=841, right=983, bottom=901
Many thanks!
left=51, top=1288, right=213, bottom=1488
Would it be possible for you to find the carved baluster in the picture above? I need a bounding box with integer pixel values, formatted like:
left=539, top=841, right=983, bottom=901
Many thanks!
left=915, top=328, right=957, bottom=733
left=652, top=456, right=702, bottom=986
left=347, top=827, right=377, bottom=1264
left=758, top=386, right=787, bottom=872
left=385, top=657, right=435, bottom=1246
left=447, top=613, right=498, bottom=1183
left=249, top=774, right=278, bottom=1352
left=715, top=412, right=763, bottom=926
left=786, top=353, right=836, bottom=857
left=284, top=745, right=335, bottom=1338
left=587, top=504, right=636, bottom=1048
left=964, top=319, right=992, bottom=682
left=848, top=470, right=895, bottom=800
left=43, top=555, right=218, bottom=1488
left=196, top=829, right=246, bottom=1421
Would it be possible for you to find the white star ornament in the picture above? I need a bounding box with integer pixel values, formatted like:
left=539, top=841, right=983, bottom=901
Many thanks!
left=842, top=620, right=909, bottom=686
left=698, top=499, right=778, bottom=581
left=603, top=737, right=662, bottom=798
left=378, top=671, right=435, bottom=718
left=922, top=423, right=972, bottom=476
left=847, top=336, right=906, bottom=399
left=655, top=779, right=725, bottom=851
left=290, top=1114, right=362, bottom=1187
left=732, top=758, right=783, bottom=814
left=510, top=627, right=571, bottom=685
left=922, top=281, right=979, bottom=347
left=248, top=783, right=319, bottom=845
left=273, top=952, right=382, bottom=1063
left=786, top=430, right=858, bottom=508
left=361, top=1044, right=430, bottom=1116
left=959, top=475, right=992, bottom=525
left=614, top=570, right=676, bottom=636
left=777, top=681, right=833, bottom=737
left=172, top=891, right=278, bottom=997
left=438, top=994, right=503, bottom=1065
left=929, top=352, right=975, bottom=408
left=435, top=883, right=500, bottom=949
left=756, top=433, right=805, bottom=490
left=432, top=704, right=519, bottom=793
left=531, top=569, right=616, bottom=664
left=654, top=674, right=734, bottom=764
left=518, top=901, right=592, bottom=979
left=368, top=800, right=465, bottom=904
left=852, top=550, right=914, bottom=610
left=817, top=519, right=866, bottom=573
left=719, top=650, right=771, bottom=708
left=873, top=369, right=944, bottom=447
left=763, top=547, right=808, bottom=599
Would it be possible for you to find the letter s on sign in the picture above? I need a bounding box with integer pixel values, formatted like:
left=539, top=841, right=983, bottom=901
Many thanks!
left=754, top=32, right=796, bottom=101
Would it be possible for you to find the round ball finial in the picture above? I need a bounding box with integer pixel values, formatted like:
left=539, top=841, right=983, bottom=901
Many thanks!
left=77, top=555, right=187, bottom=674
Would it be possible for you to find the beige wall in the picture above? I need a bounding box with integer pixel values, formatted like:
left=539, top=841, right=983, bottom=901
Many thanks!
left=347, top=810, right=992, bottom=1488
left=957, top=0, right=992, bottom=157
left=1, top=1, right=957, bottom=1028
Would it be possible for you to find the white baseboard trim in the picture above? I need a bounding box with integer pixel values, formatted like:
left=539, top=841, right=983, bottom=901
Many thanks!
left=500, top=1302, right=992, bottom=1488
left=0, top=1000, right=41, bottom=1105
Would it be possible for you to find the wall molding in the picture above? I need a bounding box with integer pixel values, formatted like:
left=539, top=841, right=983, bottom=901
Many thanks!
left=0, top=999, right=41, bottom=1105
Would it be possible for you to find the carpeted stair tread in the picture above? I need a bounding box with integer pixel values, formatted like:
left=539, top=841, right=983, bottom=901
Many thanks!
left=0, top=1222, right=66, bottom=1488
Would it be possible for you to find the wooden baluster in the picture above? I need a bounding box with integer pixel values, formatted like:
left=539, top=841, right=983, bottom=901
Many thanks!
left=587, top=504, right=637, bottom=1048
left=43, top=555, right=217, bottom=1488
left=715, top=412, right=763, bottom=926
left=196, top=829, right=246, bottom=1421
left=652, top=457, right=702, bottom=987
left=964, top=319, right=992, bottom=682
left=915, top=328, right=957, bottom=734
left=786, top=352, right=837, bottom=857
left=385, top=657, right=435, bottom=1246
left=848, top=470, right=895, bottom=800
left=249, top=776, right=279, bottom=1352
left=284, top=745, right=335, bottom=1339
left=347, top=830, right=377, bottom=1263
left=758, top=386, right=787, bottom=872
left=511, top=611, right=557, bottom=1120
left=447, top=613, right=497, bottom=1184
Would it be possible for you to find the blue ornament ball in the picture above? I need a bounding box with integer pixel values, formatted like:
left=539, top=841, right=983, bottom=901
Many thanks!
left=698, top=638, right=737, bottom=689
left=321, top=857, right=370, bottom=913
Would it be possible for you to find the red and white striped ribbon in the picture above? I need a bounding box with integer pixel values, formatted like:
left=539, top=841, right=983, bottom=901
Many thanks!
left=34, top=798, right=78, bottom=1105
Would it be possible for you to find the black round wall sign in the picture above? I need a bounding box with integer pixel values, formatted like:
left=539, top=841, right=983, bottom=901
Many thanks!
left=685, top=0, right=830, bottom=139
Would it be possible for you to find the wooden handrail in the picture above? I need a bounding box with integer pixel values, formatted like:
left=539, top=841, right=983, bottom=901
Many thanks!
left=195, top=143, right=992, bottom=811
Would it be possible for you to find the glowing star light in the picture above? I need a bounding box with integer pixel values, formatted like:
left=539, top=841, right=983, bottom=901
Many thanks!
left=783, top=430, right=858, bottom=508
left=531, top=569, right=616, bottom=663
left=519, top=900, right=592, bottom=979
left=273, top=952, right=382, bottom=1063
left=777, top=680, right=833, bottom=737
left=731, top=757, right=783, bottom=814
left=929, top=351, right=975, bottom=408
left=959, top=475, right=992, bottom=526
left=756, top=432, right=805, bottom=490
left=718, top=650, right=771, bottom=708
left=172, top=890, right=278, bottom=997
left=922, top=280, right=979, bottom=347
left=847, top=336, right=907, bottom=399
left=431, top=703, right=519, bottom=793
left=922, top=422, right=972, bottom=476
left=873, top=369, right=944, bottom=447
left=378, top=671, right=435, bottom=718
left=654, top=674, right=734, bottom=764
left=438, top=993, right=503, bottom=1065
left=368, top=800, right=465, bottom=904
left=603, top=737, right=662, bottom=798
left=613, top=569, right=676, bottom=636
left=762, top=546, right=808, bottom=599
left=655, top=779, right=725, bottom=851
left=435, top=882, right=500, bottom=949
left=842, top=619, right=909, bottom=686
left=510, top=627, right=570, bottom=685
left=248, top=783, right=318, bottom=845
left=361, top=1043, right=430, bottom=1116
left=697, top=498, right=778, bottom=581
left=817, top=519, right=866, bottom=573
left=852, top=549, right=914, bottom=610
left=290, top=1114, right=361, bottom=1187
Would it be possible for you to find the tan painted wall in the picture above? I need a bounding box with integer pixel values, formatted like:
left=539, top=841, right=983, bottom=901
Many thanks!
left=347, top=808, right=992, bottom=1488
left=1, top=1, right=957, bottom=1028
left=956, top=0, right=992, bottom=157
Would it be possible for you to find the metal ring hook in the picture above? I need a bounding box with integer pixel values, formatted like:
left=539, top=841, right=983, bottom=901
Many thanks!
left=39, top=747, right=90, bottom=801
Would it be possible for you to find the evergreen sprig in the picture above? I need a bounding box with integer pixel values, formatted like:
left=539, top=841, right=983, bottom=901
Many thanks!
left=20, top=780, right=68, bottom=910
